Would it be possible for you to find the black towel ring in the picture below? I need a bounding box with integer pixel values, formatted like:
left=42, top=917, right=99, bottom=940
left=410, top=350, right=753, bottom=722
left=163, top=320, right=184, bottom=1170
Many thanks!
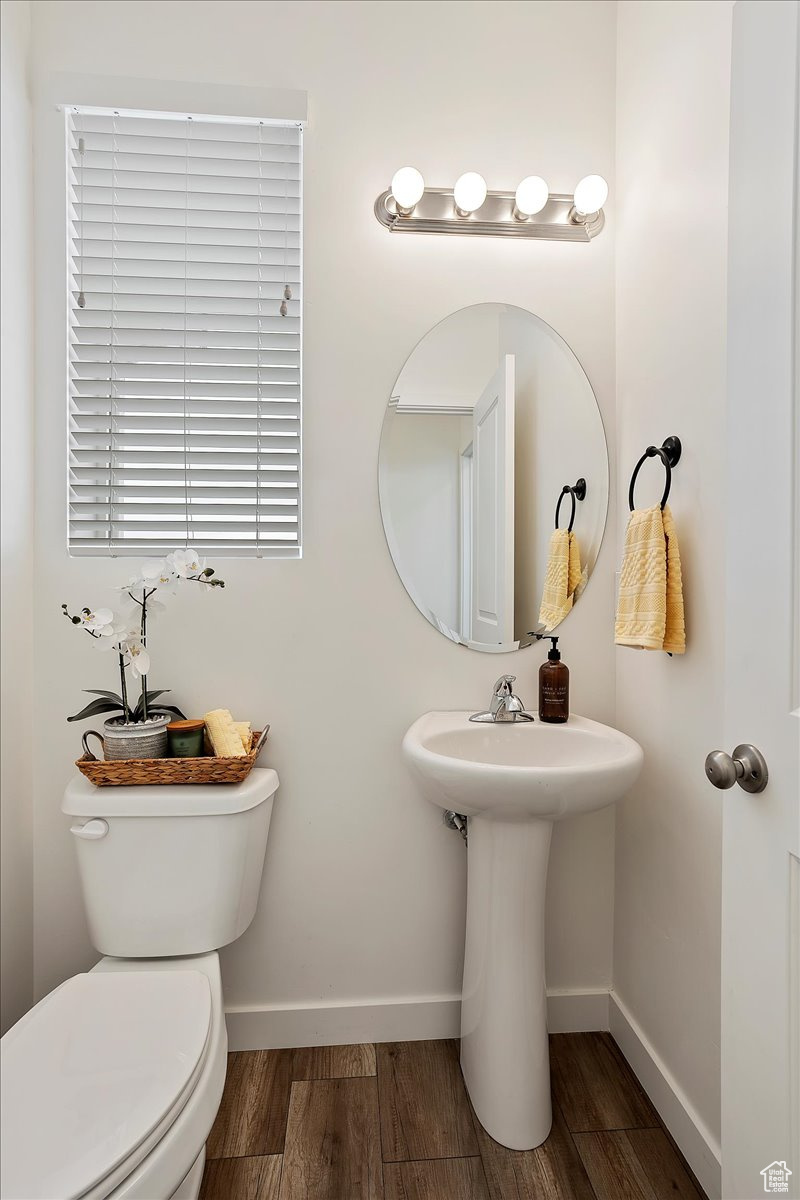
left=555, top=478, right=587, bottom=532
left=628, top=436, right=682, bottom=511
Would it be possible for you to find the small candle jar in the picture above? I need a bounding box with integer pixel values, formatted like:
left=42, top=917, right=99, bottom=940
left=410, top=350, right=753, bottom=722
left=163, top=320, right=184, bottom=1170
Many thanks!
left=167, top=719, right=206, bottom=758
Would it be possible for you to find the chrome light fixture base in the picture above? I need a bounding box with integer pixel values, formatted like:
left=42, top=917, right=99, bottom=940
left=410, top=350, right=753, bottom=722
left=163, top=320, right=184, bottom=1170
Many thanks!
left=375, top=188, right=605, bottom=241
left=567, top=204, right=605, bottom=237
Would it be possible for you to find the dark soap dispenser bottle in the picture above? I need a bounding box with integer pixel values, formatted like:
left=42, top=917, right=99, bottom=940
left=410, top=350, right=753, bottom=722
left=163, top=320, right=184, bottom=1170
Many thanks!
left=539, top=637, right=569, bottom=723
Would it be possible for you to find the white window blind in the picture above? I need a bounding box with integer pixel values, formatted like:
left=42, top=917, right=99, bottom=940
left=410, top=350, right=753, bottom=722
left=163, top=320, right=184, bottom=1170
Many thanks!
left=68, top=107, right=302, bottom=557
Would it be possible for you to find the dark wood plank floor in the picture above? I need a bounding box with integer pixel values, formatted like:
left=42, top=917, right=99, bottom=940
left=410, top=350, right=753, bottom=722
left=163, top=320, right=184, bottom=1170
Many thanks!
left=200, top=1033, right=707, bottom=1200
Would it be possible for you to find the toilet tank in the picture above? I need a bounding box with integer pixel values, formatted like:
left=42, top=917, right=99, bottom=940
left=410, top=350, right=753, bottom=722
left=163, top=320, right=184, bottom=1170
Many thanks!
left=62, top=768, right=279, bottom=958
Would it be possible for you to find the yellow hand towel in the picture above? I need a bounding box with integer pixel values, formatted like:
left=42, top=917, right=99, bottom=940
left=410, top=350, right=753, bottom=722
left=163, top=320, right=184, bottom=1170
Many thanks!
left=204, top=708, right=247, bottom=757
left=661, top=505, right=686, bottom=653
left=615, top=504, right=685, bottom=653
left=539, top=529, right=585, bottom=632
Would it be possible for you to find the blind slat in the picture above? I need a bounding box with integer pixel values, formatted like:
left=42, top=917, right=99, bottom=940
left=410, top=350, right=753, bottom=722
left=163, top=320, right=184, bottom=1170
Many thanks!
left=72, top=263, right=300, bottom=283
left=72, top=313, right=300, bottom=333
left=73, top=241, right=300, bottom=264
left=72, top=392, right=299, bottom=410
left=71, top=545, right=302, bottom=558
left=71, top=470, right=297, bottom=484
left=71, top=450, right=298, bottom=467
left=72, top=484, right=298, bottom=498
left=68, top=107, right=302, bottom=556
left=72, top=331, right=299, bottom=348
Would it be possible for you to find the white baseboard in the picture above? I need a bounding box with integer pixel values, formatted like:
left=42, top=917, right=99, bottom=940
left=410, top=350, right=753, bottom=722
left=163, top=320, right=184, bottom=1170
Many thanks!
left=226, top=994, right=462, bottom=1051
left=609, top=991, right=722, bottom=1200
left=546, top=988, right=610, bottom=1033
left=225, top=988, right=610, bottom=1052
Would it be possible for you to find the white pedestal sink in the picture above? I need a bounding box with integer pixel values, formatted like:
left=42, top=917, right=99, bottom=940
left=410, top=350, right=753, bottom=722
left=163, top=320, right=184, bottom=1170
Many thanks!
left=402, top=711, right=643, bottom=1151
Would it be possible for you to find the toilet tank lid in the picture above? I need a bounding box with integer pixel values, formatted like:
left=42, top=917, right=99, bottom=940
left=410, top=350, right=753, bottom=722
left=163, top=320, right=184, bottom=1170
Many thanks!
left=62, top=765, right=279, bottom=817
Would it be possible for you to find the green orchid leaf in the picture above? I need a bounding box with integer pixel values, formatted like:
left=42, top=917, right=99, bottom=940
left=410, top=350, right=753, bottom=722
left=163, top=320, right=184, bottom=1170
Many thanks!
left=82, top=689, right=125, bottom=704
left=67, top=697, right=124, bottom=723
left=133, top=689, right=178, bottom=720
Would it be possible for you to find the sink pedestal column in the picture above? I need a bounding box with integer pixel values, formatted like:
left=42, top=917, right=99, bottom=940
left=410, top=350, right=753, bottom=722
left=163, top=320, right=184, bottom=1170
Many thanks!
left=460, top=814, right=553, bottom=1150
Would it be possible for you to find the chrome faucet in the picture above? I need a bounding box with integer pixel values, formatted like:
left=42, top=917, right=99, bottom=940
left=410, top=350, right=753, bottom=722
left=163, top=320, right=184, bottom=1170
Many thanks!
left=469, top=675, right=534, bottom=723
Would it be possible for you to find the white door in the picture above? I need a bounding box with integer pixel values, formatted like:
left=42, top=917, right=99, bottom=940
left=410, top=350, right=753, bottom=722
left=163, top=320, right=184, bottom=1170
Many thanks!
left=470, top=355, right=515, bottom=647
left=722, top=4, right=800, bottom=1197
left=460, top=445, right=474, bottom=643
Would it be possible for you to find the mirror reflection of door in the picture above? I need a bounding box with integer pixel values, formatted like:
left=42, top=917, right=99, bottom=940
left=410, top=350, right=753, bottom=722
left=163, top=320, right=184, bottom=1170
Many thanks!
left=378, top=304, right=608, bottom=652
left=468, top=355, right=515, bottom=648
left=459, top=444, right=473, bottom=643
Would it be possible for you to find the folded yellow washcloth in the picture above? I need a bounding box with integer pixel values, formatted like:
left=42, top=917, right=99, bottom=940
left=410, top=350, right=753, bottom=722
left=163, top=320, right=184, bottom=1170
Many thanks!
left=539, top=529, right=585, bottom=632
left=204, top=708, right=247, bottom=757
left=615, top=504, right=685, bottom=653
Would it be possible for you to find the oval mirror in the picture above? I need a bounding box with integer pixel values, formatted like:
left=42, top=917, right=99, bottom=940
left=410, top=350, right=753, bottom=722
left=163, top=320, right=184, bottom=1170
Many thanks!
left=379, top=303, right=608, bottom=651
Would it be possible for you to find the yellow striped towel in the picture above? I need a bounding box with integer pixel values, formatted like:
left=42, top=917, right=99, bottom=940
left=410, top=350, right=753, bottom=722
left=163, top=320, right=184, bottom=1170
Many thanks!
left=615, top=504, right=685, bottom=653
left=539, top=529, right=585, bottom=632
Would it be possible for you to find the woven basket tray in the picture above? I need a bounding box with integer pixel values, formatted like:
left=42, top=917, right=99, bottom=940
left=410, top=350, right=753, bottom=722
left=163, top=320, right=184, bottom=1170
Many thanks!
left=75, top=728, right=268, bottom=787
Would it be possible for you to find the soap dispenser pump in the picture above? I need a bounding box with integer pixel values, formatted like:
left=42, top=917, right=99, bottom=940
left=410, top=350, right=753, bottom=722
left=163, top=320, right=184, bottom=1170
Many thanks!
left=539, top=637, right=569, bottom=724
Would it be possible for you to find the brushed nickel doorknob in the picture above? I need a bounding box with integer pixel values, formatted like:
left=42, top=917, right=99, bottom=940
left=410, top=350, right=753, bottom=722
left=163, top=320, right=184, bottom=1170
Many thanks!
left=705, top=744, right=769, bottom=794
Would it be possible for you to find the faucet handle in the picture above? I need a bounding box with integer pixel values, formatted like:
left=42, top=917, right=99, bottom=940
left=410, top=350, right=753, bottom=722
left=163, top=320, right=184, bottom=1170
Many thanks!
left=470, top=674, right=533, bottom=723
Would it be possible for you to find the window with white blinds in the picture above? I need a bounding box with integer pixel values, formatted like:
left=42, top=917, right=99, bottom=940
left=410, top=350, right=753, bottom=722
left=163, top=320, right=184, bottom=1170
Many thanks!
left=68, top=107, right=302, bottom=557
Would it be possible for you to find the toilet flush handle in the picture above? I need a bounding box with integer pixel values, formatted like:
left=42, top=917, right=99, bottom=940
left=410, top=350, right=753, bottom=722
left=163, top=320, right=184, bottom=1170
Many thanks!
left=70, top=818, right=109, bottom=840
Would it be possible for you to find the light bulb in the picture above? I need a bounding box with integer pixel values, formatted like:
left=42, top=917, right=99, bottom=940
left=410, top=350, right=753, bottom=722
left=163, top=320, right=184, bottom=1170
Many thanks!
left=513, top=176, right=549, bottom=219
left=453, top=172, right=487, bottom=216
left=573, top=174, right=609, bottom=217
left=391, top=166, right=425, bottom=215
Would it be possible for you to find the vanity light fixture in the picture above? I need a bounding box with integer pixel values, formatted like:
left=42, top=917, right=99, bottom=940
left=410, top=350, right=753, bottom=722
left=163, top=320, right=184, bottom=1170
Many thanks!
left=391, top=166, right=425, bottom=215
left=570, top=174, right=609, bottom=229
left=375, top=171, right=608, bottom=241
left=513, top=176, right=550, bottom=220
left=453, top=172, right=488, bottom=217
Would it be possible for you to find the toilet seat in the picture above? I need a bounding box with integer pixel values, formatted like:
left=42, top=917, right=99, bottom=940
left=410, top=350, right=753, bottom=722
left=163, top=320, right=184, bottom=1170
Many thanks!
left=0, top=970, right=211, bottom=1200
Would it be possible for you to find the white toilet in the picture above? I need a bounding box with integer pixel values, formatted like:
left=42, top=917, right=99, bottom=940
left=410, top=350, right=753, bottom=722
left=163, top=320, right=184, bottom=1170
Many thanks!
left=0, top=767, right=279, bottom=1200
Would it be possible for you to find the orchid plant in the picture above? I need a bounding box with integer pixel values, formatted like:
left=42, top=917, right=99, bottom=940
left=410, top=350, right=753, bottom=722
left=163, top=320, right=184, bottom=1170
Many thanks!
left=64, top=549, right=225, bottom=725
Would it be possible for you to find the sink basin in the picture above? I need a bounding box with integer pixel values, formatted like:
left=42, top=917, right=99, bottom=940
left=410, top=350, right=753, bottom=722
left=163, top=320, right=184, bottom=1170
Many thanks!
left=403, top=711, right=643, bottom=821
left=402, top=711, right=643, bottom=1153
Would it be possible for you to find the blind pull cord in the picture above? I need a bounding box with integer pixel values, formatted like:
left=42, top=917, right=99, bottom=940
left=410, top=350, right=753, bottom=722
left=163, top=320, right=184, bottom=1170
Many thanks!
left=76, top=117, right=86, bottom=308
left=280, top=135, right=291, bottom=315
left=108, top=110, right=119, bottom=555
left=256, top=122, right=264, bottom=557
left=182, top=116, right=192, bottom=548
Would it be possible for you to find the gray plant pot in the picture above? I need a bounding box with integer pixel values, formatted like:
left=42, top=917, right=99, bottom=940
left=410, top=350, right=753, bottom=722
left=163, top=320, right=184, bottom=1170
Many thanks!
left=102, top=714, right=170, bottom=760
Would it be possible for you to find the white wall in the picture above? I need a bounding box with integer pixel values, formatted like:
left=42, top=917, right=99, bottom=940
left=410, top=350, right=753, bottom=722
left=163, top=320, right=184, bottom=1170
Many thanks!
left=29, top=0, right=618, bottom=1028
left=615, top=0, right=732, bottom=1163
left=1, top=0, right=35, bottom=1035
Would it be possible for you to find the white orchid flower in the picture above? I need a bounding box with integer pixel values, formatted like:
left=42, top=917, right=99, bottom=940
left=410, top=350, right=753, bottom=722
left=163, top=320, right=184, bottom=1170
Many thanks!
left=151, top=570, right=178, bottom=595
left=122, top=636, right=151, bottom=678
left=167, top=548, right=206, bottom=579
left=141, top=558, right=170, bottom=582
left=121, top=559, right=176, bottom=597
left=81, top=607, right=117, bottom=637
left=96, top=618, right=130, bottom=651
left=117, top=579, right=146, bottom=599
